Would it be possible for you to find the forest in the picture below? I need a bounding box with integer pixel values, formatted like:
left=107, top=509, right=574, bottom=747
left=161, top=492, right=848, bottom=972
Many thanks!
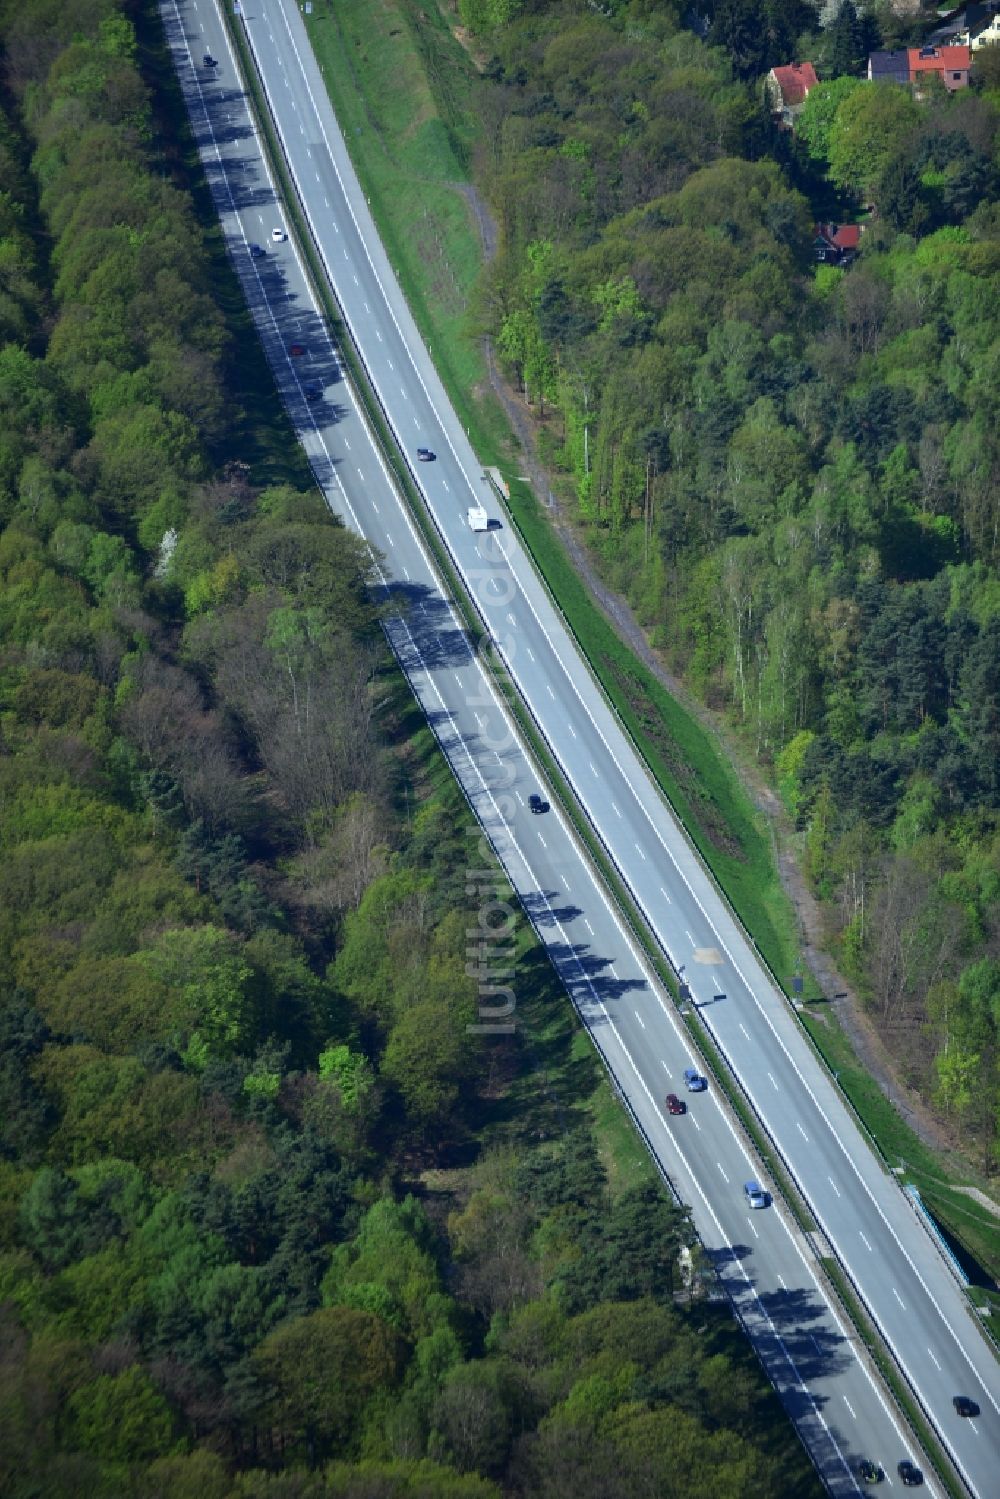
left=465, top=0, right=1000, bottom=1173
left=0, top=0, right=819, bottom=1493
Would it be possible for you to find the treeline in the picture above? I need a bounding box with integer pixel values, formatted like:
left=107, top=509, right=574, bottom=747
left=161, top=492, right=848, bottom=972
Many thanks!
left=0, top=1, right=817, bottom=1494
left=471, top=0, right=1000, bottom=1169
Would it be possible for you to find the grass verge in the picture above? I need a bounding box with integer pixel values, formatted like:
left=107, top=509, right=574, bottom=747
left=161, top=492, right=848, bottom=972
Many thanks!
left=202, top=8, right=977, bottom=1485
left=286, top=0, right=1000, bottom=1291
left=292, top=0, right=827, bottom=1227
left=304, top=0, right=510, bottom=458
left=302, top=0, right=799, bottom=985
left=217, top=0, right=674, bottom=1211
left=144, top=18, right=850, bottom=1489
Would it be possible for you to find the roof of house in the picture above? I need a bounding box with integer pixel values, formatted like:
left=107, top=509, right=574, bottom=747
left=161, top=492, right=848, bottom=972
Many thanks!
left=908, top=44, right=971, bottom=73
left=769, top=61, right=818, bottom=106
left=817, top=223, right=862, bottom=251
left=869, top=49, right=912, bottom=82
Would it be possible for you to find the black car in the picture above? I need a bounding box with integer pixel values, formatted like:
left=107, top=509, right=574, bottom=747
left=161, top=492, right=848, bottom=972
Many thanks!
left=304, top=384, right=322, bottom=402
left=416, top=447, right=435, bottom=462
left=203, top=54, right=218, bottom=68
left=858, top=1458, right=881, bottom=1484
left=528, top=794, right=549, bottom=815
left=248, top=242, right=265, bottom=259
left=952, top=1395, right=979, bottom=1418
left=897, top=1460, right=922, bottom=1487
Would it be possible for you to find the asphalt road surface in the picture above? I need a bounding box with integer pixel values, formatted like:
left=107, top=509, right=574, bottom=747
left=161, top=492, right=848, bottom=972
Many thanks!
left=163, top=3, right=1000, bottom=1492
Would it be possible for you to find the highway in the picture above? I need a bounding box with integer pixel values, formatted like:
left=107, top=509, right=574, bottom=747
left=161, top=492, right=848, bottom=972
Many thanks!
left=163, top=2, right=1000, bottom=1492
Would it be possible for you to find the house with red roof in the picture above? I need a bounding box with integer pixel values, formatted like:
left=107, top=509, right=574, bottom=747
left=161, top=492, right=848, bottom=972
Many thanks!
left=765, top=62, right=819, bottom=128
left=814, top=223, right=863, bottom=266
left=908, top=44, right=971, bottom=91
left=868, top=42, right=971, bottom=93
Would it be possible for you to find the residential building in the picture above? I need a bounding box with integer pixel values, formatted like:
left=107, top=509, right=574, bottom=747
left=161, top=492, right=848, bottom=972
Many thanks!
left=867, top=43, right=972, bottom=89
left=765, top=62, right=819, bottom=127
left=908, top=44, right=971, bottom=90
left=968, top=2, right=1000, bottom=48
left=814, top=223, right=863, bottom=265
left=934, top=3, right=1000, bottom=49
left=868, top=49, right=912, bottom=84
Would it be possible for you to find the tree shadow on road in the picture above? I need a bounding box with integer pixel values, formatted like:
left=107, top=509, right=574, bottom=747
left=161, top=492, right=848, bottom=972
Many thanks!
left=384, top=585, right=473, bottom=672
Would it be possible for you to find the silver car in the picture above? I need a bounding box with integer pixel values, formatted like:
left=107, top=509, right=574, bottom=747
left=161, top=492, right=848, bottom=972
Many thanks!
left=744, top=1180, right=768, bottom=1210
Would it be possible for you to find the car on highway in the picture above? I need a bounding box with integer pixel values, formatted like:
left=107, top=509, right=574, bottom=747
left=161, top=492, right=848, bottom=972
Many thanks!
left=271, top=227, right=287, bottom=242
left=744, top=1180, right=768, bottom=1210
left=665, top=1093, right=685, bottom=1116
left=952, top=1395, right=979, bottom=1417
left=683, top=1067, right=706, bottom=1091
left=248, top=242, right=265, bottom=259
left=289, top=343, right=305, bottom=357
left=416, top=447, right=435, bottom=461
left=897, top=1460, right=922, bottom=1486
left=173, top=22, right=1000, bottom=1498
left=203, top=54, right=218, bottom=68
left=528, top=794, right=549, bottom=815
left=304, top=384, right=322, bottom=402
left=857, top=1458, right=881, bottom=1484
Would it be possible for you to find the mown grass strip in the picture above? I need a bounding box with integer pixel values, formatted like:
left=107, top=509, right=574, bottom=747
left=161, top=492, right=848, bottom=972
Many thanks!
left=281, top=11, right=1000, bottom=1293
left=308, top=0, right=802, bottom=999
left=303, top=0, right=511, bottom=459
left=217, top=26, right=990, bottom=1480
left=293, top=4, right=865, bottom=1227
left=307, top=0, right=800, bottom=968
left=225, top=0, right=808, bottom=1256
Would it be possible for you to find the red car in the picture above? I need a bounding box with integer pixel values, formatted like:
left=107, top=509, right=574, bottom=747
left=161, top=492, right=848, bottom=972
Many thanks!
left=289, top=343, right=305, bottom=357
left=666, top=1093, right=685, bottom=1115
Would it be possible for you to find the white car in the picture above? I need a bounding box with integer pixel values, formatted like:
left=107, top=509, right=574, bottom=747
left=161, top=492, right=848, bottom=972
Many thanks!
left=271, top=227, right=287, bottom=242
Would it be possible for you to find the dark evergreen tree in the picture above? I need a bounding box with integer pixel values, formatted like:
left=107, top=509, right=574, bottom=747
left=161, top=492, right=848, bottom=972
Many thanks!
left=878, top=152, right=931, bottom=235
left=708, top=0, right=773, bottom=79
left=827, top=0, right=866, bottom=77
left=959, top=617, right=1000, bottom=802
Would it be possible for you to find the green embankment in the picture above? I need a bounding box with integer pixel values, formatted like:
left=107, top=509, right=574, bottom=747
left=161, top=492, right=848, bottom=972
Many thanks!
left=304, top=0, right=799, bottom=1017
left=299, top=0, right=1000, bottom=1281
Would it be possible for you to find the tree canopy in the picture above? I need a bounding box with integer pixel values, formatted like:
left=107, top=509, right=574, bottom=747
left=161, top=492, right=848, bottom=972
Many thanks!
left=469, top=0, right=1000, bottom=1175
left=0, top=2, right=818, bottom=1495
